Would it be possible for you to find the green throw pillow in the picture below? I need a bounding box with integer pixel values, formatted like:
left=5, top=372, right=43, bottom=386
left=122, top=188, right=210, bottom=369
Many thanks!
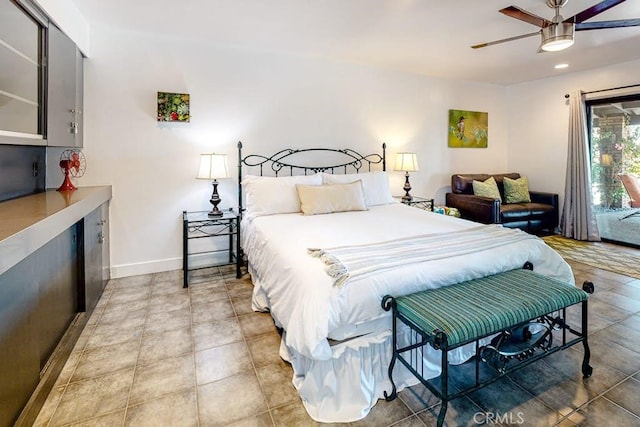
left=472, top=176, right=502, bottom=202
left=503, top=176, right=531, bottom=203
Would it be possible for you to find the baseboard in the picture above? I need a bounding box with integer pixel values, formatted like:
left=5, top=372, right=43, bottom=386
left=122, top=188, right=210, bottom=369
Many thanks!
left=110, top=252, right=229, bottom=279
left=110, top=257, right=181, bottom=278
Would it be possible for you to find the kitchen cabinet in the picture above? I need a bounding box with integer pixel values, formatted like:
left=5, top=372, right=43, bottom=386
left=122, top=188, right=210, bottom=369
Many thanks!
left=0, top=187, right=111, bottom=427
left=46, top=24, right=83, bottom=148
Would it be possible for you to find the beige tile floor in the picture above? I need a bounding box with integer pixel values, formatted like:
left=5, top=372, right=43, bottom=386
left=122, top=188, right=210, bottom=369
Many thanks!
left=35, top=245, right=640, bottom=426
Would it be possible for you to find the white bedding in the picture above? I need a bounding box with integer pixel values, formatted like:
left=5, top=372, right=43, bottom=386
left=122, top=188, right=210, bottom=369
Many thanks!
left=241, top=202, right=574, bottom=421
left=243, top=202, right=572, bottom=359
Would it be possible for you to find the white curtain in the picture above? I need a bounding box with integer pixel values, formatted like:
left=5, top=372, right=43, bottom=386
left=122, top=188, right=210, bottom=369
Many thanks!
left=559, top=90, right=600, bottom=241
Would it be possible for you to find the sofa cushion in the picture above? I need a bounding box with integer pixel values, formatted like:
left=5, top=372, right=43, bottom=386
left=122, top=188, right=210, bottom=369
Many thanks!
left=527, top=202, right=556, bottom=216
left=452, top=174, right=490, bottom=194
left=504, top=176, right=531, bottom=203
left=473, top=177, right=502, bottom=202
left=501, top=202, right=555, bottom=222
left=501, top=203, right=531, bottom=220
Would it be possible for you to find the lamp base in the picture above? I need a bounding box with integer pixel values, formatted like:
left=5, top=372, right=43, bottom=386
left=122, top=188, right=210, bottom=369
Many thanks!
left=402, top=171, right=413, bottom=202
left=208, top=179, right=223, bottom=217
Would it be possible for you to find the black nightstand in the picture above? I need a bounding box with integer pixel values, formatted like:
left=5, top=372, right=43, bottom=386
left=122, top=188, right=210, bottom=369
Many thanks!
left=395, top=196, right=434, bottom=211
left=182, top=209, right=241, bottom=288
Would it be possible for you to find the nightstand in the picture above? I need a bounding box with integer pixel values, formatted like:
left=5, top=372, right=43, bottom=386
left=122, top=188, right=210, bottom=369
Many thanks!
left=395, top=196, right=434, bottom=212
left=182, top=209, right=241, bottom=288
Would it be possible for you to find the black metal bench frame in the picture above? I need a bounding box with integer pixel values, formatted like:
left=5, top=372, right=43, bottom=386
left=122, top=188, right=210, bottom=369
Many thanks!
left=381, top=264, right=594, bottom=427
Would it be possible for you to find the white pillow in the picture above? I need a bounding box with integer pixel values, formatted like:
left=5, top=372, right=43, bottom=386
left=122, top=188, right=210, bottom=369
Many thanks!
left=321, top=171, right=393, bottom=206
left=242, top=173, right=322, bottom=216
left=296, top=181, right=368, bottom=215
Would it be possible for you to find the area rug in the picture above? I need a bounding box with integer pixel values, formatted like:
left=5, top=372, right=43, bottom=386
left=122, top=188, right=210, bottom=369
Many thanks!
left=542, top=235, right=640, bottom=279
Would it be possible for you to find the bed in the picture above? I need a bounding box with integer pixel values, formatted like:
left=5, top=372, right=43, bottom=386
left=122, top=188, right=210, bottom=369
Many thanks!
left=237, top=142, right=574, bottom=422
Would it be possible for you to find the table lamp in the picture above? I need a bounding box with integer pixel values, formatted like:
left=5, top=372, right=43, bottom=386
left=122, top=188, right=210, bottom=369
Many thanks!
left=196, top=153, right=229, bottom=217
left=394, top=152, right=419, bottom=202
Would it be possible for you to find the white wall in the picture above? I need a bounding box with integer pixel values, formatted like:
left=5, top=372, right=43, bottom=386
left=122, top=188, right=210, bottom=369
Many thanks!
left=506, top=59, right=640, bottom=211
left=76, top=25, right=509, bottom=278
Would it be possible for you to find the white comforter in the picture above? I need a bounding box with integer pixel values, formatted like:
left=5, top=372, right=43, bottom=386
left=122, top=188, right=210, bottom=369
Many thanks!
left=242, top=202, right=573, bottom=361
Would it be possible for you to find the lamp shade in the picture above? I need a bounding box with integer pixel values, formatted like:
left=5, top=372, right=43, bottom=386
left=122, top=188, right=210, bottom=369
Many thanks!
left=394, top=152, right=419, bottom=172
left=196, top=153, right=229, bottom=180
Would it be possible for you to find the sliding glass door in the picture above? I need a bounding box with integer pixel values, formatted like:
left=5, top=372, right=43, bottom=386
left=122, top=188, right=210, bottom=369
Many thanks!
left=588, top=95, right=640, bottom=247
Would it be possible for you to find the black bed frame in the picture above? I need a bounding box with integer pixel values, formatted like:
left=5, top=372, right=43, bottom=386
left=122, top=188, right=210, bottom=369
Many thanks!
left=237, top=141, right=387, bottom=216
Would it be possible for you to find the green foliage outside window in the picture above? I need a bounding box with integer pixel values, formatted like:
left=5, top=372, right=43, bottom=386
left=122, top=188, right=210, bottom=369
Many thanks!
left=591, top=114, right=640, bottom=208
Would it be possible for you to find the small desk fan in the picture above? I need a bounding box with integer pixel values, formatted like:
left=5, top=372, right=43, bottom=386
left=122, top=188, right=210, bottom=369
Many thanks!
left=57, top=149, right=86, bottom=191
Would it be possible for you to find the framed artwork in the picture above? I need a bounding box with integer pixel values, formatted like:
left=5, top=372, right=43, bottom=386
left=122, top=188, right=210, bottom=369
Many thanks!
left=157, top=92, right=190, bottom=122
left=448, top=109, right=488, bottom=148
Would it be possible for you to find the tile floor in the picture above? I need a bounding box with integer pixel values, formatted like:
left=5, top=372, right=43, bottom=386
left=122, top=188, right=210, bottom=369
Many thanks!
left=34, top=243, right=640, bottom=426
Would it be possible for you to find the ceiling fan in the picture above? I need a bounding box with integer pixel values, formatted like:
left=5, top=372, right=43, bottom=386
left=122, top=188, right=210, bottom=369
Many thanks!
left=472, top=0, right=640, bottom=52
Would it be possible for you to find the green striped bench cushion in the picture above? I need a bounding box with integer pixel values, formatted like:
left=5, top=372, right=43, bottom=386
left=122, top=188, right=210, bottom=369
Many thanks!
left=395, top=269, right=588, bottom=348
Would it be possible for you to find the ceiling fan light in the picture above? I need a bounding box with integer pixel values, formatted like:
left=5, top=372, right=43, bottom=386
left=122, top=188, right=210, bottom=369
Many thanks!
left=541, top=23, right=575, bottom=51
left=542, top=38, right=574, bottom=51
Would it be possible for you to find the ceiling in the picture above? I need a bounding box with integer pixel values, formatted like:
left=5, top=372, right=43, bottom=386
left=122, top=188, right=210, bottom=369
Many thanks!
left=69, top=0, right=640, bottom=85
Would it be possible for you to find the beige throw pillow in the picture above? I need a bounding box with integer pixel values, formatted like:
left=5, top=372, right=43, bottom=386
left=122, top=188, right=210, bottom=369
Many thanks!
left=472, top=176, right=502, bottom=202
left=296, top=181, right=367, bottom=215
left=321, top=172, right=394, bottom=206
left=503, top=176, right=531, bottom=203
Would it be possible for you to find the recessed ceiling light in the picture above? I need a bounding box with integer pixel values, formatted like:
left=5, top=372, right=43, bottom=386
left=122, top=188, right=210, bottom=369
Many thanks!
left=554, top=63, right=569, bottom=69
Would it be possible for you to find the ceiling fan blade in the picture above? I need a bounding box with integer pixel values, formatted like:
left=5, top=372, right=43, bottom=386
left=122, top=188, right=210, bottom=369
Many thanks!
left=471, top=31, right=540, bottom=49
left=500, top=6, right=551, bottom=28
left=576, top=18, right=640, bottom=30
left=565, top=0, right=627, bottom=24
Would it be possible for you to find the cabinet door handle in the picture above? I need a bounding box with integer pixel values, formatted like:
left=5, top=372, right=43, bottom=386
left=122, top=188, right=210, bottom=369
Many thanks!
left=98, top=231, right=105, bottom=244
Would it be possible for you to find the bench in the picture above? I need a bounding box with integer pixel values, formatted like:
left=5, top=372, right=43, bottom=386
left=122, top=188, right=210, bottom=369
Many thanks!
left=381, top=263, right=594, bottom=427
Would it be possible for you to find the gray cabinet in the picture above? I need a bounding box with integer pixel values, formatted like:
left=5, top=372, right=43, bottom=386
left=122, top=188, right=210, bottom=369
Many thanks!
left=81, top=202, right=109, bottom=311
left=75, top=45, right=83, bottom=148
left=0, top=197, right=110, bottom=427
left=0, top=0, right=44, bottom=141
left=37, top=227, right=79, bottom=368
left=0, top=226, right=78, bottom=427
left=46, top=24, right=83, bottom=148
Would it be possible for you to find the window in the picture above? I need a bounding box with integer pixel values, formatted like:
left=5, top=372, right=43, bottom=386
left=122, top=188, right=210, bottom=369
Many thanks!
left=0, top=0, right=45, bottom=139
left=588, top=94, right=640, bottom=246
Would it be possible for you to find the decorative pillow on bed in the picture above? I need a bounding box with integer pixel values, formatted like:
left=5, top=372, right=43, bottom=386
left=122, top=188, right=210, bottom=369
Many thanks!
left=472, top=176, right=502, bottom=202
left=503, top=176, right=531, bottom=203
left=321, top=171, right=393, bottom=206
left=242, top=173, right=322, bottom=216
left=296, top=181, right=367, bottom=215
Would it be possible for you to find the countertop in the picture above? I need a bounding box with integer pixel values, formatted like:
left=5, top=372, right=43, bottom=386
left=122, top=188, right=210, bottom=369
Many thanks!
left=0, top=186, right=112, bottom=276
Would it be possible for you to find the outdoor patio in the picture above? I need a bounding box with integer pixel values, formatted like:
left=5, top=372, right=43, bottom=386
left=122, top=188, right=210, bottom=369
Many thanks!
left=596, top=208, right=640, bottom=247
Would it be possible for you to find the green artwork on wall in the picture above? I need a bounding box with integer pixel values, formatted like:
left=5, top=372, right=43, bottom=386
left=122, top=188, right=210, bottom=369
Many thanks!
left=448, top=109, right=488, bottom=148
left=157, top=92, right=190, bottom=122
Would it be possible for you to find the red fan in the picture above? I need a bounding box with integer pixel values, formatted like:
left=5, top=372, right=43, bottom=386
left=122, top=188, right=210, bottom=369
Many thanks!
left=57, top=149, right=86, bottom=191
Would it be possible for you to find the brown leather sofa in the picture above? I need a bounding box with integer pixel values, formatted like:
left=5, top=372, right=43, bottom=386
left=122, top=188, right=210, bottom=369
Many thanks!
left=445, top=173, right=558, bottom=233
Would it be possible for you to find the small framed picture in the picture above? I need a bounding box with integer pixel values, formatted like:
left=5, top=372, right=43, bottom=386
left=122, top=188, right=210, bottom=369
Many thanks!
left=157, top=92, right=190, bottom=122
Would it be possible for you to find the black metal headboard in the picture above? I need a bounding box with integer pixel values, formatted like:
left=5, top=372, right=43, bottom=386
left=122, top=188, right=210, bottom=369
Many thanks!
left=237, top=141, right=386, bottom=214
